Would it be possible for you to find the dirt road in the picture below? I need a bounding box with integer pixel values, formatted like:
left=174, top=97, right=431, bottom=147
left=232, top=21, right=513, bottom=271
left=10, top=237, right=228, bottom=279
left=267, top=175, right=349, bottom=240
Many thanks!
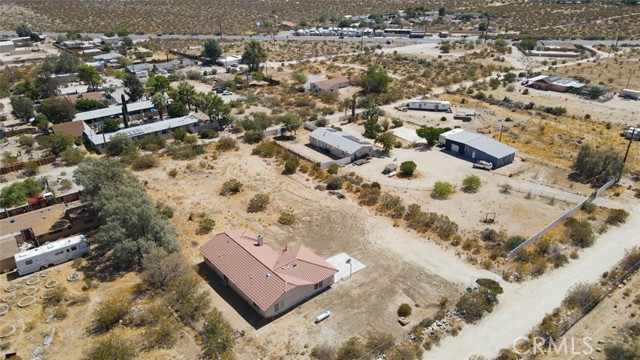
left=426, top=201, right=640, bottom=359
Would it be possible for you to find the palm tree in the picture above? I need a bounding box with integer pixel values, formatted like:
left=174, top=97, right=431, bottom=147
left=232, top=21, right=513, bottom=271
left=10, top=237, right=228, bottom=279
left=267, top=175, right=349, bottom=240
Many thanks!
left=151, top=93, right=167, bottom=120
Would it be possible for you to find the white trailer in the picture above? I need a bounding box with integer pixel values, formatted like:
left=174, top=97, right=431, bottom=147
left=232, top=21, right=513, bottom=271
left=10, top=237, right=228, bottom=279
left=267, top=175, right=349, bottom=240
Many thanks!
left=620, top=89, right=640, bottom=100
left=408, top=100, right=451, bottom=112
left=14, top=235, right=91, bottom=276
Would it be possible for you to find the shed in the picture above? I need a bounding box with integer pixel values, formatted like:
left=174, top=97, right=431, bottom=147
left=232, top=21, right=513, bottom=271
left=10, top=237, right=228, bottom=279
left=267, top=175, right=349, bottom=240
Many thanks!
left=439, top=128, right=516, bottom=168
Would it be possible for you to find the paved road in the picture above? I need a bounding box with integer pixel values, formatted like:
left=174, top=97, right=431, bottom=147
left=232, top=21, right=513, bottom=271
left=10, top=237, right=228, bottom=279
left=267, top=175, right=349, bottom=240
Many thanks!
left=3, top=29, right=640, bottom=46
left=426, top=200, right=640, bottom=359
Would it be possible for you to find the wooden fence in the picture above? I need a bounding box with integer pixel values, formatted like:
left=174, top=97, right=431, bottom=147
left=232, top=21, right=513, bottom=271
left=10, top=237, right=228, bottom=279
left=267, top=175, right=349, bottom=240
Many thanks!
left=0, top=155, right=56, bottom=175
left=0, top=191, right=82, bottom=219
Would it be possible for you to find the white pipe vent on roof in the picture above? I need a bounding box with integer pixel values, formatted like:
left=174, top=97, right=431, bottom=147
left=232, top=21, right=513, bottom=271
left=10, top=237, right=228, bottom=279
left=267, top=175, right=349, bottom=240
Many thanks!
left=257, top=234, right=264, bottom=246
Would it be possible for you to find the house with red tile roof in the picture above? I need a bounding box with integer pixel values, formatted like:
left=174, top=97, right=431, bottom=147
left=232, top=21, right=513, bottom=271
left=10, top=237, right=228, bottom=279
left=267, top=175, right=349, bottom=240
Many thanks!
left=200, top=230, right=338, bottom=318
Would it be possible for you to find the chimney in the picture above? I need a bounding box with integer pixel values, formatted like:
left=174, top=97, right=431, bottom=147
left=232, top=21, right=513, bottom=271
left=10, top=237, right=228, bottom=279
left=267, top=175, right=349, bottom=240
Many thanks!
left=256, top=234, right=264, bottom=246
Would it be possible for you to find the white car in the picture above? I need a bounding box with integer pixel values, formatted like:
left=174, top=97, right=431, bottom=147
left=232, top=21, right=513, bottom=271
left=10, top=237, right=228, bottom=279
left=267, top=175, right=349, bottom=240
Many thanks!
left=222, top=90, right=233, bottom=96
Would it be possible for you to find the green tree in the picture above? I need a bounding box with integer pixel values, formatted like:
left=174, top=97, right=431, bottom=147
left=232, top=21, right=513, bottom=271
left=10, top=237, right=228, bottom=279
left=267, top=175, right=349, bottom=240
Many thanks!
left=440, top=41, right=452, bottom=53
left=121, top=36, right=133, bottom=48
left=147, top=75, right=170, bottom=95
left=166, top=276, right=209, bottom=322
left=102, top=119, right=120, bottom=133
left=360, top=66, right=390, bottom=94
left=375, top=132, right=395, bottom=153
left=282, top=115, right=302, bottom=135
left=167, top=101, right=189, bottom=118
left=77, top=64, right=102, bottom=91
left=519, top=38, right=537, bottom=50
left=399, top=161, right=417, bottom=177
left=203, top=39, right=222, bottom=63
left=572, top=144, right=623, bottom=182
left=478, top=22, right=488, bottom=31
left=123, top=73, right=145, bottom=102
left=16, top=24, right=32, bottom=37
left=151, top=93, right=168, bottom=120
left=242, top=40, right=267, bottom=73
left=10, top=96, right=34, bottom=121
left=0, top=178, right=43, bottom=207
left=200, top=91, right=230, bottom=126
left=504, top=235, right=526, bottom=251
left=34, top=114, right=49, bottom=131
left=175, top=81, right=196, bottom=110
left=60, top=147, right=86, bottom=165
left=284, top=158, right=300, bottom=174
left=39, top=97, right=76, bottom=124
left=106, top=133, right=137, bottom=157
left=39, top=133, right=76, bottom=155
left=75, top=98, right=109, bottom=112
left=462, top=175, right=482, bottom=193
left=202, top=309, right=236, bottom=358
left=416, top=126, right=450, bottom=147
left=397, top=303, right=412, bottom=317
left=438, top=7, right=446, bottom=16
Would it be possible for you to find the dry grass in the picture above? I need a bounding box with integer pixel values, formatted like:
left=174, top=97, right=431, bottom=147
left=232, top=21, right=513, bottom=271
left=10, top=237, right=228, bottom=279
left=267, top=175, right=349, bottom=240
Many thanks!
left=554, top=48, right=640, bottom=91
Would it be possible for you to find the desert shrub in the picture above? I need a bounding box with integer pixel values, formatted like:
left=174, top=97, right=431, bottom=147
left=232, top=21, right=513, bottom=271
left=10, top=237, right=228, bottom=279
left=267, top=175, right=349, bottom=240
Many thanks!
left=198, top=217, right=216, bottom=234
left=582, top=201, right=596, bottom=214
left=202, top=308, right=236, bottom=358
left=565, top=218, right=595, bottom=248
left=243, top=130, right=264, bottom=144
left=220, top=179, right=243, bottom=196
left=140, top=135, right=166, bottom=151
left=166, top=276, right=210, bottom=323
left=131, top=154, right=157, bottom=170
left=462, top=175, right=482, bottom=193
left=397, top=303, right=412, bottom=317
left=93, top=297, right=132, bottom=332
left=504, top=235, right=526, bottom=251
left=481, top=228, right=500, bottom=242
left=606, top=209, right=629, bottom=225
left=168, top=169, right=178, bottom=178
left=59, top=179, right=73, bottom=191
left=42, top=286, right=67, bottom=308
left=247, top=193, right=269, bottom=212
left=336, top=337, right=365, bottom=360
left=311, top=343, right=336, bottom=360
left=141, top=248, right=190, bottom=290
left=278, top=212, right=296, bottom=225
left=399, top=161, right=417, bottom=177
left=172, top=128, right=187, bottom=141
left=456, top=279, right=502, bottom=323
left=22, top=161, right=39, bottom=176
left=216, top=136, right=236, bottom=151
left=18, top=135, right=36, bottom=148
left=284, top=158, right=300, bottom=174
left=156, top=202, right=174, bottom=219
left=327, top=163, right=339, bottom=175
left=86, top=334, right=136, bottom=360
left=604, top=343, right=639, bottom=360
left=563, top=282, right=601, bottom=314
left=60, top=147, right=86, bottom=165
left=431, top=181, right=454, bottom=199
left=618, top=246, right=640, bottom=276
left=326, top=176, right=343, bottom=190
left=144, top=317, right=178, bottom=349
left=499, top=183, right=512, bottom=194
left=364, top=332, right=395, bottom=355
left=252, top=141, right=284, bottom=158
left=572, top=144, right=623, bottom=183
left=199, top=129, right=219, bottom=139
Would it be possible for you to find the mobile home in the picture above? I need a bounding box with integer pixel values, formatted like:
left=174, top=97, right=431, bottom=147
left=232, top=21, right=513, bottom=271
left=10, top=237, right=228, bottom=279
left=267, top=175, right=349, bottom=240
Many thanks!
left=408, top=100, right=451, bottom=112
left=14, top=235, right=90, bottom=276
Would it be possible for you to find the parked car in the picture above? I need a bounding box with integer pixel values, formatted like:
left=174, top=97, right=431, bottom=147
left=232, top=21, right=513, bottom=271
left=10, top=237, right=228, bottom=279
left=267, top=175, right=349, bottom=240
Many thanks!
left=237, top=96, right=247, bottom=102
left=473, top=160, right=493, bottom=170
left=222, top=90, right=233, bottom=96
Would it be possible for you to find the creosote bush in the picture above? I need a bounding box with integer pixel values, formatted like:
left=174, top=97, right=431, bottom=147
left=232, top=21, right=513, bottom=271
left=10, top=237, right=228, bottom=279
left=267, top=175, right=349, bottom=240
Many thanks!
left=278, top=211, right=296, bottom=225
left=247, top=193, right=269, bottom=213
left=397, top=303, right=412, bottom=317
left=432, top=181, right=454, bottom=199
left=220, top=179, right=243, bottom=196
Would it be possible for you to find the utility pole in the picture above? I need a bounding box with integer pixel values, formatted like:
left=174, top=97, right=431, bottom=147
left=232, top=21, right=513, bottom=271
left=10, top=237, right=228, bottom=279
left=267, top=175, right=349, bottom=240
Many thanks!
left=484, top=13, right=490, bottom=45
left=626, top=69, right=634, bottom=89
left=499, top=124, right=504, bottom=142
left=619, top=128, right=637, bottom=181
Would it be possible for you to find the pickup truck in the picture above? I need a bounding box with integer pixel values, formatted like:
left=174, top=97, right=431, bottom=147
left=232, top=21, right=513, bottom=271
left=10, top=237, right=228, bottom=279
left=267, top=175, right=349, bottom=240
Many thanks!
left=472, top=160, right=493, bottom=170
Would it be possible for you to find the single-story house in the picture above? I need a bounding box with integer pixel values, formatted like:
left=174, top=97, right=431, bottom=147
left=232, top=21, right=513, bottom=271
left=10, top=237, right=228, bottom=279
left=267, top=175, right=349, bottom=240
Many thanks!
left=0, top=233, right=21, bottom=273
left=61, top=91, right=104, bottom=104
left=200, top=230, right=338, bottom=318
left=100, top=36, right=120, bottom=45
left=50, top=73, right=80, bottom=85
left=153, top=58, right=196, bottom=74
left=536, top=41, right=577, bottom=51
left=0, top=204, right=96, bottom=248
left=75, top=100, right=155, bottom=123
left=85, top=115, right=201, bottom=153
left=439, top=128, right=516, bottom=168
left=51, top=121, right=91, bottom=138
left=0, top=40, right=16, bottom=53
left=92, top=52, right=123, bottom=62
left=126, top=63, right=153, bottom=78
left=526, top=75, right=585, bottom=93
left=408, top=100, right=451, bottom=112
left=84, top=61, right=105, bottom=72
left=309, top=127, right=374, bottom=160
left=61, top=40, right=83, bottom=49
left=216, top=55, right=242, bottom=67
left=82, top=48, right=102, bottom=55
left=310, top=77, right=350, bottom=94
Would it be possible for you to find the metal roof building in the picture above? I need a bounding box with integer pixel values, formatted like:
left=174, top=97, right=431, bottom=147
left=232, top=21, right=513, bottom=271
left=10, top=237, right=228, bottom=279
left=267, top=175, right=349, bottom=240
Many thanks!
left=309, top=127, right=374, bottom=160
left=439, top=128, right=516, bottom=168
left=74, top=100, right=154, bottom=122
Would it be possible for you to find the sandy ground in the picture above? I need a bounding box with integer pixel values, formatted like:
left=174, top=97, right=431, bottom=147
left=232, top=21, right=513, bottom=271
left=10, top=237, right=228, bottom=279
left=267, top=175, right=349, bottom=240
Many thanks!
left=541, top=273, right=640, bottom=360
left=138, top=142, right=503, bottom=358
left=426, top=199, right=640, bottom=359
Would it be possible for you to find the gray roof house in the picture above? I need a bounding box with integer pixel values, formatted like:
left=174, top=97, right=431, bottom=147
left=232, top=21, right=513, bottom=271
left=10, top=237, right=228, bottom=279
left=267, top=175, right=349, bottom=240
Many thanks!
left=75, top=100, right=155, bottom=123
left=86, top=115, right=201, bottom=153
left=309, top=128, right=374, bottom=160
left=438, top=128, right=516, bottom=168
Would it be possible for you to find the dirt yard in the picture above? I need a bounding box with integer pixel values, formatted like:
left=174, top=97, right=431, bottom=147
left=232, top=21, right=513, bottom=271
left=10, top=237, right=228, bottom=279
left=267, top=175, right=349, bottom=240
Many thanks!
left=138, top=142, right=501, bottom=358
